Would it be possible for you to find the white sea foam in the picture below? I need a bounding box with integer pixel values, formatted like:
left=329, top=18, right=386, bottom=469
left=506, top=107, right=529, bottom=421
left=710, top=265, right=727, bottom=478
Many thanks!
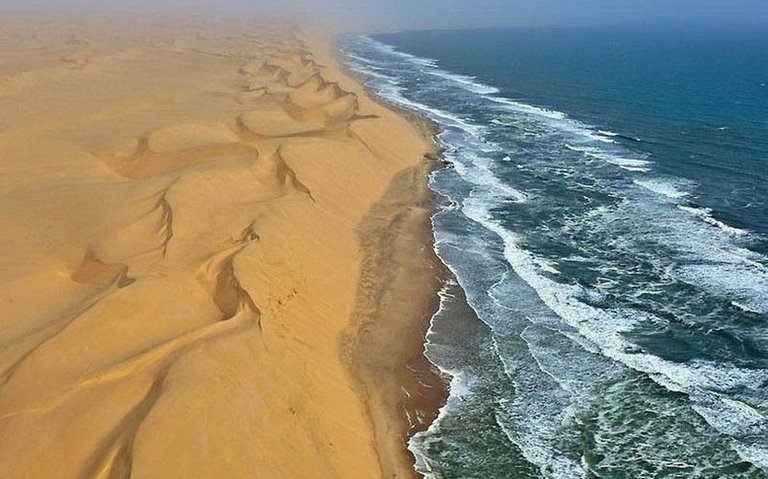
left=607, top=157, right=653, bottom=172
left=352, top=63, right=484, bottom=137
left=695, top=397, right=766, bottom=435
left=448, top=151, right=528, bottom=203
left=347, top=39, right=529, bottom=205
left=616, top=166, right=650, bottom=173
left=575, top=148, right=615, bottom=161
left=564, top=143, right=590, bottom=153
left=583, top=196, right=768, bottom=318
left=633, top=178, right=690, bottom=199
left=733, top=444, right=768, bottom=470
left=347, top=64, right=392, bottom=81
left=589, top=133, right=616, bottom=144
left=677, top=205, right=748, bottom=236
left=732, top=301, right=762, bottom=314
left=488, top=99, right=618, bottom=150
left=461, top=193, right=768, bottom=464
left=427, top=69, right=501, bottom=94
left=563, top=144, right=653, bottom=172
left=340, top=50, right=376, bottom=65
left=486, top=96, right=567, bottom=121
left=679, top=262, right=768, bottom=315
left=359, top=35, right=439, bottom=67
left=358, top=36, right=641, bottom=162
left=409, top=371, right=473, bottom=478
left=598, top=129, right=619, bottom=137
left=496, top=324, right=617, bottom=479
left=495, top=402, right=589, bottom=479
left=361, top=36, right=500, bottom=95
left=597, top=129, right=642, bottom=142
left=408, top=273, right=467, bottom=477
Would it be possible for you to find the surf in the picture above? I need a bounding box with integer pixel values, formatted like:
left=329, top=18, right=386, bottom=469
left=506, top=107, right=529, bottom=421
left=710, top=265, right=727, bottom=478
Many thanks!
left=342, top=29, right=768, bottom=477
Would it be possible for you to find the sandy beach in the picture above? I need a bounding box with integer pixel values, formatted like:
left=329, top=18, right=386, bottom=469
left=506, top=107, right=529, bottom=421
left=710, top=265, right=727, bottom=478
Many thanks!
left=0, top=13, right=444, bottom=478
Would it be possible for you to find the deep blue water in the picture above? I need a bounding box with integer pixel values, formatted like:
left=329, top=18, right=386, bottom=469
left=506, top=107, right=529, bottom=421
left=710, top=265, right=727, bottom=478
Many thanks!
left=341, top=26, right=768, bottom=478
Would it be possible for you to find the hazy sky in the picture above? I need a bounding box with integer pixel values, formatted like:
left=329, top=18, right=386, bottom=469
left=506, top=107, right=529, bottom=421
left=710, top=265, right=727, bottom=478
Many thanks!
left=4, top=0, right=768, bottom=31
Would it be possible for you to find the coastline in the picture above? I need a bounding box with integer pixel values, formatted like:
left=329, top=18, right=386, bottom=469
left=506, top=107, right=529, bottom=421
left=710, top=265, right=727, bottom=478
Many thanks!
left=345, top=151, right=449, bottom=479
left=336, top=27, right=768, bottom=478
left=0, top=15, right=445, bottom=478
left=322, top=33, right=451, bottom=478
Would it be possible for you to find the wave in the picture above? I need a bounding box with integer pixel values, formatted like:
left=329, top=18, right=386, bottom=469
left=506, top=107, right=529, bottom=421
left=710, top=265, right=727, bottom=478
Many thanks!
left=483, top=97, right=623, bottom=149
left=358, top=35, right=439, bottom=67
left=677, top=205, right=748, bottom=236
left=633, top=178, right=690, bottom=199
left=354, top=67, right=485, bottom=137
left=359, top=35, right=499, bottom=95
left=734, top=444, right=768, bottom=471
left=461, top=194, right=768, bottom=463
left=409, top=373, right=469, bottom=478
left=339, top=49, right=376, bottom=65
left=564, top=144, right=653, bottom=172
left=356, top=36, right=647, bottom=159
left=598, top=129, right=618, bottom=137
left=346, top=28, right=768, bottom=397
left=448, top=150, right=528, bottom=203
left=485, top=96, right=568, bottom=121
left=608, top=160, right=651, bottom=172
left=427, top=69, right=500, bottom=95
left=343, top=33, right=768, bottom=474
left=679, top=262, right=768, bottom=315
left=598, top=129, right=642, bottom=142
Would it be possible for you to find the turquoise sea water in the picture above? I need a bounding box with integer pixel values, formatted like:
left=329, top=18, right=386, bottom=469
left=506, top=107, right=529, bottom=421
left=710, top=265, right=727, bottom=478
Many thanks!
left=341, top=26, right=768, bottom=478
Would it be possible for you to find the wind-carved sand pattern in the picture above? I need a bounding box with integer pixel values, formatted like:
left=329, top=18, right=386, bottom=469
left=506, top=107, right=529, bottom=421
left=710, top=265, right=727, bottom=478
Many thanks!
left=0, top=17, right=435, bottom=479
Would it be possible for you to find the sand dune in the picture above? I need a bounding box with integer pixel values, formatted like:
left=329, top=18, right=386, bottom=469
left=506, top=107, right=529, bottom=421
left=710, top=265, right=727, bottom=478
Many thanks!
left=0, top=15, right=441, bottom=479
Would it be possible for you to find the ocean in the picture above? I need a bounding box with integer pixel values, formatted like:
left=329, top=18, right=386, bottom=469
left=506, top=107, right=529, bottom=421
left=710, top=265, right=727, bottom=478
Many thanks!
left=341, top=25, right=768, bottom=478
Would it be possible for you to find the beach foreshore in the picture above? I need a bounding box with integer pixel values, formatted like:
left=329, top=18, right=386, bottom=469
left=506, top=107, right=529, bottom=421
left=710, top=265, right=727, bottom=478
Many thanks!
left=0, top=14, right=445, bottom=478
left=344, top=138, right=448, bottom=479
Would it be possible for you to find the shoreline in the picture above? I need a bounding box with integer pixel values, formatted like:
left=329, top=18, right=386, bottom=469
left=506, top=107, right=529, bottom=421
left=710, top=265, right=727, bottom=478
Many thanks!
left=345, top=157, right=449, bottom=478
left=327, top=35, right=451, bottom=478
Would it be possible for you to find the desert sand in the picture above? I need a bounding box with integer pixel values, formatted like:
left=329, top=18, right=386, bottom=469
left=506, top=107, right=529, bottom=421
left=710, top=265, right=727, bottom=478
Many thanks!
left=0, top=14, right=443, bottom=478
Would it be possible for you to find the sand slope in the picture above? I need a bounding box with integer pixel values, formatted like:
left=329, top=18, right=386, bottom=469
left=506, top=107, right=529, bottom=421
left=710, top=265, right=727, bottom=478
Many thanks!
left=0, top=16, right=435, bottom=478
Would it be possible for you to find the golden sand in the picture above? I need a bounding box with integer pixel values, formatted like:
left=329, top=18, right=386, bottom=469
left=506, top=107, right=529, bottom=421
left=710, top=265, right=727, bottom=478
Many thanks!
left=0, top=15, right=442, bottom=478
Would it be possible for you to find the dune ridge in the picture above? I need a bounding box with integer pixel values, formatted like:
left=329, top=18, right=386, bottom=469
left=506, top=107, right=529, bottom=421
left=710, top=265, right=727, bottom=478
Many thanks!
left=0, top=15, right=441, bottom=479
